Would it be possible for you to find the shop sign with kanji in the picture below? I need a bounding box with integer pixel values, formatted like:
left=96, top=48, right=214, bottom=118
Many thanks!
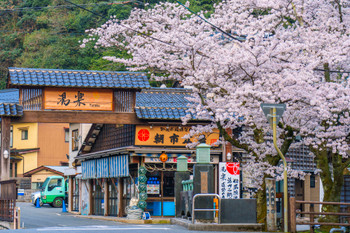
left=135, top=125, right=219, bottom=147
left=219, top=162, right=240, bottom=199
left=144, top=155, right=219, bottom=164
left=44, top=87, right=113, bottom=111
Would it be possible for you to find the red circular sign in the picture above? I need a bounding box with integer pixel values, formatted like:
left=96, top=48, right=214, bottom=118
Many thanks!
left=137, top=129, right=150, bottom=141
left=226, top=162, right=240, bottom=175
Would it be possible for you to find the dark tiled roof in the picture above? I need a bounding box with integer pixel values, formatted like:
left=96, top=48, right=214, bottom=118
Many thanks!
left=0, top=89, right=23, bottom=117
left=0, top=89, right=19, bottom=103
left=8, top=67, right=151, bottom=89
left=0, top=103, right=23, bottom=116
left=136, top=88, right=196, bottom=120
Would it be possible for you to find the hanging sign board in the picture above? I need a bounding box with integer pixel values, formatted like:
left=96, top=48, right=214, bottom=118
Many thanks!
left=44, top=87, right=113, bottom=111
left=135, top=125, right=219, bottom=147
left=219, top=162, right=240, bottom=199
left=144, top=155, right=219, bottom=164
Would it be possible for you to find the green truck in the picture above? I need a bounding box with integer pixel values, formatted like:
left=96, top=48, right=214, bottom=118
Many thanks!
left=39, top=175, right=68, bottom=208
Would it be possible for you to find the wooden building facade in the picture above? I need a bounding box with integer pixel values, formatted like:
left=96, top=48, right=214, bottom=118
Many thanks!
left=72, top=88, right=223, bottom=217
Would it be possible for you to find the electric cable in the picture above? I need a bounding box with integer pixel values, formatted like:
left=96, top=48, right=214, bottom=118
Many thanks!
left=175, top=0, right=244, bottom=42
left=63, top=0, right=177, bottom=47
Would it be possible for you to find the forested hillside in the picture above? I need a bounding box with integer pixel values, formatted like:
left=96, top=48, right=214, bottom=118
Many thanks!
left=0, top=0, right=218, bottom=89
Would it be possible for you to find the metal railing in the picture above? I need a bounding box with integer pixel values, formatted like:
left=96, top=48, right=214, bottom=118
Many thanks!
left=192, top=193, right=221, bottom=224
left=182, top=180, right=193, bottom=191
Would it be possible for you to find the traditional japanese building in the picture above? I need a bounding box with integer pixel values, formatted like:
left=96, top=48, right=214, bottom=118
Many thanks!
left=72, top=88, right=223, bottom=217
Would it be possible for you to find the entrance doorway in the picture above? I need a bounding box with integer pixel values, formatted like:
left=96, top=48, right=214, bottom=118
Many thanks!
left=108, top=178, right=119, bottom=216
left=92, top=180, right=104, bottom=216
left=146, top=170, right=175, bottom=217
left=72, top=178, right=79, bottom=211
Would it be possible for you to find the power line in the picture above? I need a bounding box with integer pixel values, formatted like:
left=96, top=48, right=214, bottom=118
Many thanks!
left=63, top=0, right=176, bottom=47
left=175, top=0, right=244, bottom=42
left=0, top=2, right=133, bottom=12
left=314, top=68, right=350, bottom=74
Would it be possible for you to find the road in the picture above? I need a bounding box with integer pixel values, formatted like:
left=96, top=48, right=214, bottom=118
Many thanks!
left=7, top=202, right=226, bottom=233
left=15, top=202, right=121, bottom=229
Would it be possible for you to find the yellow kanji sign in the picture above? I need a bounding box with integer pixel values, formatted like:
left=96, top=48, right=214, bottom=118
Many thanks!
left=135, top=125, right=219, bottom=147
left=44, top=88, right=113, bottom=111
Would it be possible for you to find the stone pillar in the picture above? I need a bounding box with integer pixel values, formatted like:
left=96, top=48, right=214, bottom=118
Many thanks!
left=266, top=178, right=277, bottom=231
left=175, top=172, right=190, bottom=217
left=193, top=164, right=214, bottom=220
left=193, top=143, right=214, bottom=221
left=175, top=155, right=190, bottom=217
left=1, top=117, right=11, bottom=180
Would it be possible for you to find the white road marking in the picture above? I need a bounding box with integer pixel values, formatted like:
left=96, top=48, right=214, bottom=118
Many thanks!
left=37, top=227, right=170, bottom=231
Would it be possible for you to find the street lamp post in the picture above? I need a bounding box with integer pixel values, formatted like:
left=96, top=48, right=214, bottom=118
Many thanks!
left=261, top=103, right=288, bottom=233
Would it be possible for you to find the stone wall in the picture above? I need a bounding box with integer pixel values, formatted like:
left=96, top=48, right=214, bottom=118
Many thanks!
left=17, top=189, right=38, bottom=202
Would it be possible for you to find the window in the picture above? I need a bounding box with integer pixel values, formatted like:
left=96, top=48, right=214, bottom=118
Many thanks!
left=21, top=129, right=28, bottom=140
left=0, top=126, right=14, bottom=147
left=65, top=128, right=69, bottom=143
left=10, top=126, right=13, bottom=148
left=47, top=178, right=63, bottom=191
left=72, top=129, right=79, bottom=151
left=310, top=174, right=315, bottom=188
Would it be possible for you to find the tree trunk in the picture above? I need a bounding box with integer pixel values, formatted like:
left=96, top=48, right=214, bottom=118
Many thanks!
left=256, top=179, right=267, bottom=230
left=315, top=150, right=345, bottom=231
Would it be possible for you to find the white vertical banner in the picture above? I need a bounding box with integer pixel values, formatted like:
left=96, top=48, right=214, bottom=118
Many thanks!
left=219, top=162, right=240, bottom=199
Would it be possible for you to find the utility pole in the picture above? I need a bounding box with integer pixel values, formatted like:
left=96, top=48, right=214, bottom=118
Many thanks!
left=1, top=117, right=11, bottom=180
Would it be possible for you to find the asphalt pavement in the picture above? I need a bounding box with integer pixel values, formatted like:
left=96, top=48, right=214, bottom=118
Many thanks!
left=8, top=202, right=232, bottom=233
left=15, top=202, right=121, bottom=229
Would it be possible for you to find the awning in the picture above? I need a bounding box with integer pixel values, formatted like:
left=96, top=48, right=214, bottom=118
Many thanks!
left=82, top=160, right=96, bottom=179
left=109, top=155, right=129, bottom=177
left=82, top=155, right=129, bottom=179
left=96, top=157, right=109, bottom=178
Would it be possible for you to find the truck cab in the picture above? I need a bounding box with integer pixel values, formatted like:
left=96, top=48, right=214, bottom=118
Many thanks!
left=40, top=175, right=67, bottom=208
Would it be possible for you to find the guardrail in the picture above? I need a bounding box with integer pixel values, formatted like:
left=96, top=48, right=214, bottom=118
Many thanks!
left=192, top=193, right=221, bottom=224
left=289, top=197, right=350, bottom=233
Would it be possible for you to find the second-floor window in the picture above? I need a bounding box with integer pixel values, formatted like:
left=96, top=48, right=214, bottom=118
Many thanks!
left=72, top=129, right=79, bottom=151
left=65, top=128, right=69, bottom=143
left=21, top=129, right=28, bottom=140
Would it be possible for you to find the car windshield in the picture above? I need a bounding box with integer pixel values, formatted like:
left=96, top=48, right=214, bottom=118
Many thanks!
left=41, top=178, right=50, bottom=191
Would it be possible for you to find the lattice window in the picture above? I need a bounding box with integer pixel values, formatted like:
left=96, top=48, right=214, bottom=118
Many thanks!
left=20, top=88, right=43, bottom=110
left=114, top=91, right=135, bottom=112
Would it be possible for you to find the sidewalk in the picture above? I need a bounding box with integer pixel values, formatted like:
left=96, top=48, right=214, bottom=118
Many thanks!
left=73, top=214, right=171, bottom=224
left=171, top=218, right=264, bottom=232
left=74, top=213, right=264, bottom=232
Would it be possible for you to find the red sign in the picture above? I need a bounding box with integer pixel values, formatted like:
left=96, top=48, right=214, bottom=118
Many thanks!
left=137, top=129, right=150, bottom=141
left=226, top=162, right=240, bottom=175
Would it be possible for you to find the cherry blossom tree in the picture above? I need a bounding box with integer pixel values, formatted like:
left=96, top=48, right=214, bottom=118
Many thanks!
left=83, top=0, right=350, bottom=224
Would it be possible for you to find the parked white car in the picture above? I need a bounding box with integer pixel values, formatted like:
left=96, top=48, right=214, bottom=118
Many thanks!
left=31, top=191, right=43, bottom=206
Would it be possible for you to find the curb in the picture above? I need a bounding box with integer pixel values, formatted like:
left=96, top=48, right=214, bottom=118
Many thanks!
left=73, top=215, right=171, bottom=224
left=171, top=218, right=264, bottom=232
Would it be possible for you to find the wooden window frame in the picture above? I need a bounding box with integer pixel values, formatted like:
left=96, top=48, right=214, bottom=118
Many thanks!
left=72, top=129, right=79, bottom=151
left=21, top=129, right=28, bottom=140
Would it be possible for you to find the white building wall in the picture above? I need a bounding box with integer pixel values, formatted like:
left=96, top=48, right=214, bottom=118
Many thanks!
left=68, top=123, right=92, bottom=168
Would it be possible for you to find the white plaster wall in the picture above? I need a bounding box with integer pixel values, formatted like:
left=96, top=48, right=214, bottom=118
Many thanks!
left=68, top=123, right=92, bottom=168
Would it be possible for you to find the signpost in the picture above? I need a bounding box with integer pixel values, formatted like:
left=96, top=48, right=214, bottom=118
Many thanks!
left=260, top=103, right=287, bottom=232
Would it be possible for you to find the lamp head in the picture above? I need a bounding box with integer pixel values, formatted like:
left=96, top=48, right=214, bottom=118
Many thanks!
left=226, top=153, right=232, bottom=161
left=3, top=150, right=9, bottom=159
